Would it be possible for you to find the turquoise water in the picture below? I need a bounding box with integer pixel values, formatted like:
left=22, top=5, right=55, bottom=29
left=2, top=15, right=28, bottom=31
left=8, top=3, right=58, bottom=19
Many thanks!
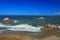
left=0, top=16, right=60, bottom=26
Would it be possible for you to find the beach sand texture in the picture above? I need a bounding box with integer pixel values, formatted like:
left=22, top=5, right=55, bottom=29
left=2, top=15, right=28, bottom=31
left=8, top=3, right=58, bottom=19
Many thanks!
left=0, top=33, right=59, bottom=40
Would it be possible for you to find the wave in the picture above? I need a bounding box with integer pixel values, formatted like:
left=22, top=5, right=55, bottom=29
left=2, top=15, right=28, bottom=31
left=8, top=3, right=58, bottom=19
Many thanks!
left=0, top=23, right=60, bottom=32
left=6, top=24, right=42, bottom=32
left=0, top=23, right=42, bottom=32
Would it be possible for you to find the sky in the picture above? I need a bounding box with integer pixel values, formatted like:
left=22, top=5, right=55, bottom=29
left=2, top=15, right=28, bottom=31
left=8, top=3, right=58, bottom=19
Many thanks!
left=0, top=0, right=60, bottom=16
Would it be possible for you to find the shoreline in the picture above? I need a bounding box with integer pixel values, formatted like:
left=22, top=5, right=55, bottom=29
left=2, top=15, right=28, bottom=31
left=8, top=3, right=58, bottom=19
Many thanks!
left=0, top=33, right=60, bottom=40
left=0, top=28, right=60, bottom=40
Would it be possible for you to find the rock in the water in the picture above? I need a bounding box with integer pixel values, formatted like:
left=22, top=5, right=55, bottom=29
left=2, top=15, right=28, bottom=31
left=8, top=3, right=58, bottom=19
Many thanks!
left=41, top=24, right=58, bottom=31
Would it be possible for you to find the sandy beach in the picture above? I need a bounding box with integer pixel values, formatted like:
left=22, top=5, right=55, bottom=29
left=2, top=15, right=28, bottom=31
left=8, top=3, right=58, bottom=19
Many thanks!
left=0, top=34, right=41, bottom=40
left=42, top=35, right=60, bottom=40
left=0, top=32, right=60, bottom=40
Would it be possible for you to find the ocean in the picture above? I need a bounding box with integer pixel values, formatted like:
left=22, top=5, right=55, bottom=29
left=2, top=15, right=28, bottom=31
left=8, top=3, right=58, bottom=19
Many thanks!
left=0, top=16, right=60, bottom=37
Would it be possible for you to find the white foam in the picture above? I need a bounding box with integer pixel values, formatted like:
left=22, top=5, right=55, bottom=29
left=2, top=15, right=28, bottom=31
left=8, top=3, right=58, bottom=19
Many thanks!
left=0, top=23, right=60, bottom=32
left=0, top=23, right=42, bottom=32
left=7, top=24, right=42, bottom=32
left=0, top=23, right=6, bottom=27
left=12, top=20, right=19, bottom=23
left=58, top=26, right=60, bottom=28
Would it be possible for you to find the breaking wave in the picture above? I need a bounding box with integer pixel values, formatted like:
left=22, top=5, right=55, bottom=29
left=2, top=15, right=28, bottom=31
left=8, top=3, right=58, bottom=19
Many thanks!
left=0, top=23, right=60, bottom=32
left=0, top=23, right=42, bottom=32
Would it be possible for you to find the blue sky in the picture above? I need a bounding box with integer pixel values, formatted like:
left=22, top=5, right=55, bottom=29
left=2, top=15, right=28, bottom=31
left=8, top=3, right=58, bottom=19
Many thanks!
left=0, top=0, right=60, bottom=16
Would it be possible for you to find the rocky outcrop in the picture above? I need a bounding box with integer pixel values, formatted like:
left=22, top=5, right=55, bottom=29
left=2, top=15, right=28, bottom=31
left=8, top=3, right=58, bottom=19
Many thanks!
left=42, top=24, right=58, bottom=31
left=3, top=17, right=11, bottom=23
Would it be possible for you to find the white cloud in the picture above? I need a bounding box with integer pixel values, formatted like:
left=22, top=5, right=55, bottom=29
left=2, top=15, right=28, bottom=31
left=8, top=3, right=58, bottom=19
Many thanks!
left=55, top=12, right=60, bottom=15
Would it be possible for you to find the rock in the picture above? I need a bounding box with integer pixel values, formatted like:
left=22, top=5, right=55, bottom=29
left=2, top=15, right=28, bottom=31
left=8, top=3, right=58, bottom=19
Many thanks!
left=42, top=24, right=58, bottom=31
left=3, top=17, right=11, bottom=23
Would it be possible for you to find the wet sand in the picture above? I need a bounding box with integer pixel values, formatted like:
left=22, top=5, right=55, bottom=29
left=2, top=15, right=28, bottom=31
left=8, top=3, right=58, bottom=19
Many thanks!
left=0, top=31, right=60, bottom=40
left=42, top=35, right=60, bottom=40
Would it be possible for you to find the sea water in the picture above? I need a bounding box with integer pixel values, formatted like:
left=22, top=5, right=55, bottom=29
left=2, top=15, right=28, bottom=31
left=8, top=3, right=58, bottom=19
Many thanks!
left=0, top=16, right=60, bottom=37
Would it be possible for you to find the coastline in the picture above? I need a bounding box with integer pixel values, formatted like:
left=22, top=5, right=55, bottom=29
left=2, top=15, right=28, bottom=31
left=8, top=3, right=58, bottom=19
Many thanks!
left=0, top=31, right=60, bottom=40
